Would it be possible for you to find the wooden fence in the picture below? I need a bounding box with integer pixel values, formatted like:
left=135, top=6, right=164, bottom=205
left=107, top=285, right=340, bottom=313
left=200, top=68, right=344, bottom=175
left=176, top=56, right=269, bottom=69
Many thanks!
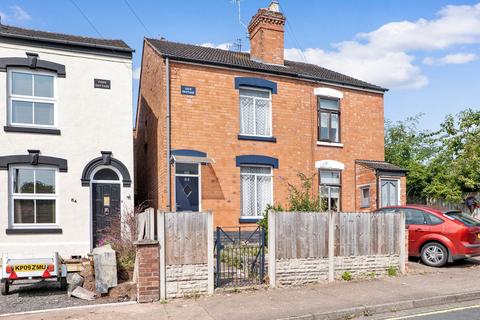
left=135, top=209, right=214, bottom=300
left=269, top=211, right=406, bottom=287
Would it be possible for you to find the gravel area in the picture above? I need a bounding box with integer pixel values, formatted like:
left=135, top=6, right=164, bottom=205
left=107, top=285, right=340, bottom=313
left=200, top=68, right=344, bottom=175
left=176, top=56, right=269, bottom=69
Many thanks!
left=0, top=280, right=119, bottom=315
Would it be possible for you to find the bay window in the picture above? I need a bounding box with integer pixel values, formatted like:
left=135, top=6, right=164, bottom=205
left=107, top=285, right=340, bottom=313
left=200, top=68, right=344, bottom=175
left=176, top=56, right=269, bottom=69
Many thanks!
left=10, top=166, right=57, bottom=226
left=240, top=166, right=273, bottom=219
left=8, top=70, right=56, bottom=128
left=318, top=98, right=340, bottom=143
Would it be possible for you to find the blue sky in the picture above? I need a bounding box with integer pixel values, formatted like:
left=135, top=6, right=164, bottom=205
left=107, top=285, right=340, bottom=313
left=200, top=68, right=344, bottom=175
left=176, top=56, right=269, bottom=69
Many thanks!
left=1, top=0, right=479, bottom=129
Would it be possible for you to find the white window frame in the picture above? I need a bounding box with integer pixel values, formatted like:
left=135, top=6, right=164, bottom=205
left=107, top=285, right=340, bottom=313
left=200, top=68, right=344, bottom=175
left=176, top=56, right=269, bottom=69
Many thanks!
left=174, top=162, right=202, bottom=212
left=9, top=165, right=59, bottom=228
left=319, top=169, right=342, bottom=211
left=239, top=86, right=272, bottom=138
left=7, top=68, right=58, bottom=129
left=240, top=165, right=273, bottom=219
left=379, top=178, right=401, bottom=208
left=360, top=185, right=371, bottom=208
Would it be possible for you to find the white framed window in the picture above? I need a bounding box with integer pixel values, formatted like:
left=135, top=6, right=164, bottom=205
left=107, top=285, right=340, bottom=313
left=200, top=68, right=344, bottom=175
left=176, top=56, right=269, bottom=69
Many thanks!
left=239, top=88, right=272, bottom=137
left=319, top=170, right=341, bottom=212
left=360, top=186, right=370, bottom=208
left=9, top=166, right=58, bottom=227
left=7, top=69, right=57, bottom=128
left=318, top=98, right=340, bottom=143
left=240, top=166, right=273, bottom=219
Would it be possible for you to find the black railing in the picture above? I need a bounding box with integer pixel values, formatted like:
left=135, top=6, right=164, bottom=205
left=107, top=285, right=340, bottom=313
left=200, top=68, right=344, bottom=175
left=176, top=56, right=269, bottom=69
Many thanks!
left=215, top=226, right=266, bottom=288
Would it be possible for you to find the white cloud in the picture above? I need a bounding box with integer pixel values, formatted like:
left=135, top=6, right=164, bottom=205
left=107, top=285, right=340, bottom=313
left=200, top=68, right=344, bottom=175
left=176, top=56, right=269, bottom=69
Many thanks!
left=200, top=42, right=232, bottom=50
left=133, top=67, right=141, bottom=80
left=10, top=5, right=30, bottom=21
left=423, top=53, right=477, bottom=65
left=0, top=5, right=31, bottom=23
left=285, top=2, right=480, bottom=90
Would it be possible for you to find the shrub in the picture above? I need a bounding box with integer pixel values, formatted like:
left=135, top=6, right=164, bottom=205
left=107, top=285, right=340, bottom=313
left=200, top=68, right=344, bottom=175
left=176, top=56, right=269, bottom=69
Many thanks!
left=341, top=271, right=352, bottom=281
left=387, top=266, right=398, bottom=277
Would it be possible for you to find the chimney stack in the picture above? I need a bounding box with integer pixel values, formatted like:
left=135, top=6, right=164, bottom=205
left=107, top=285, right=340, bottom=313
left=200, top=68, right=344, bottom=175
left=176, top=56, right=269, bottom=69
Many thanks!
left=248, top=1, right=286, bottom=65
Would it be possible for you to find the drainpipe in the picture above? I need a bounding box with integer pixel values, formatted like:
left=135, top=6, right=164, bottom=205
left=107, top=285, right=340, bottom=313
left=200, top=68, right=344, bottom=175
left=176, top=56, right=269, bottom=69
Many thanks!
left=375, top=170, right=379, bottom=209
left=165, top=57, right=171, bottom=211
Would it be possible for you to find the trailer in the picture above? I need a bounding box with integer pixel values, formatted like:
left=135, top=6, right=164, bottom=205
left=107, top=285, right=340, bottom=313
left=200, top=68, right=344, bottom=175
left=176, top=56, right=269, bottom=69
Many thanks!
left=1, top=252, right=67, bottom=295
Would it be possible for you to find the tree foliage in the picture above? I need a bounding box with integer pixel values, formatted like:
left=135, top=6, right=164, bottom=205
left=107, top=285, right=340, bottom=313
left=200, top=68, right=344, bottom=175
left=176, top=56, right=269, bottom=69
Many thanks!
left=385, top=109, right=480, bottom=202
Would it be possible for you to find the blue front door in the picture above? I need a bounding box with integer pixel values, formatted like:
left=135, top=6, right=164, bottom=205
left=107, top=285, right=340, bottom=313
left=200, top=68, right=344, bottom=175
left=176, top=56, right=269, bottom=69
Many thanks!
left=175, top=175, right=199, bottom=211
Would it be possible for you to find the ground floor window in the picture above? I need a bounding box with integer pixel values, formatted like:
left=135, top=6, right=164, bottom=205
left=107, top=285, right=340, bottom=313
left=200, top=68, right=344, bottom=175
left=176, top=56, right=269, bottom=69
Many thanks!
left=319, top=170, right=341, bottom=211
left=240, top=166, right=272, bottom=218
left=360, top=186, right=371, bottom=208
left=380, top=179, right=400, bottom=207
left=10, top=166, right=57, bottom=225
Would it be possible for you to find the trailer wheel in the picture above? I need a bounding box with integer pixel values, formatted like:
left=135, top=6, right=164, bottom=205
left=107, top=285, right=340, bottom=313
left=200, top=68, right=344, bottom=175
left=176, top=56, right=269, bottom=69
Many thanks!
left=1, top=279, right=9, bottom=295
left=59, top=277, right=67, bottom=291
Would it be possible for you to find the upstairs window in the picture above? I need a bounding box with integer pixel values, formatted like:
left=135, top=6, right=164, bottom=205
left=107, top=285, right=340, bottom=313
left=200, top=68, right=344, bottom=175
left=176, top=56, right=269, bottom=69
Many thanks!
left=8, top=70, right=56, bottom=128
left=239, top=88, right=271, bottom=137
left=10, top=166, right=57, bottom=226
left=318, top=98, right=340, bottom=143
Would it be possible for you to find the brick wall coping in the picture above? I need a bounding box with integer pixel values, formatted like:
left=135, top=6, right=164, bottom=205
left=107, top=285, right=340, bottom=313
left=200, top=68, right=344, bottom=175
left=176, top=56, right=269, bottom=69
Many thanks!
left=134, top=239, right=159, bottom=246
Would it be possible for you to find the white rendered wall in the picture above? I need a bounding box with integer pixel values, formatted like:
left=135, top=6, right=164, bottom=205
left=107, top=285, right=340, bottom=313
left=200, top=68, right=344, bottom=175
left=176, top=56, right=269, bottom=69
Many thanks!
left=0, top=41, right=134, bottom=258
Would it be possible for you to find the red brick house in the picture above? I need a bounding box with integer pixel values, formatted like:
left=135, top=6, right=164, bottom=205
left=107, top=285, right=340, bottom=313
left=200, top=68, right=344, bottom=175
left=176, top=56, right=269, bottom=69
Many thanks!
left=134, top=2, right=406, bottom=227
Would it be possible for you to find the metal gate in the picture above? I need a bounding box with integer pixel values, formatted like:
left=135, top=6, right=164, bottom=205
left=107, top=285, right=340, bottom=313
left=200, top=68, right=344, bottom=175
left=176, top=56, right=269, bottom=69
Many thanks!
left=215, top=226, right=266, bottom=288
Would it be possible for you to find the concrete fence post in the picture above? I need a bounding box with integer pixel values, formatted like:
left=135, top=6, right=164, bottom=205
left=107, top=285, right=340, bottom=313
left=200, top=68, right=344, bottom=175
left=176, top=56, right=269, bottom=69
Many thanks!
left=268, top=210, right=276, bottom=288
left=157, top=210, right=167, bottom=300
left=207, top=211, right=214, bottom=294
left=328, top=211, right=335, bottom=282
left=399, top=211, right=407, bottom=274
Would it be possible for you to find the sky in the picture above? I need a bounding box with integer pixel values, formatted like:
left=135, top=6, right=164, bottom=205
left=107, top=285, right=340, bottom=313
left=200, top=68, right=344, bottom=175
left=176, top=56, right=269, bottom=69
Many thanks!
left=1, top=0, right=479, bottom=130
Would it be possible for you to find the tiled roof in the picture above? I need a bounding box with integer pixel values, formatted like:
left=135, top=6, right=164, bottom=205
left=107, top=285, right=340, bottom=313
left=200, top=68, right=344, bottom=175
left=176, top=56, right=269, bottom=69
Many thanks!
left=0, top=24, right=132, bottom=52
left=356, top=160, right=407, bottom=172
left=146, top=38, right=387, bottom=92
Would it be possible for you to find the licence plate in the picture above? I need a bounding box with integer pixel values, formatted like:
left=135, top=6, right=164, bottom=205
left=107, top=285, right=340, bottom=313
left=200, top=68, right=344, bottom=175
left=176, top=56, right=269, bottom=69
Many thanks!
left=13, top=264, right=47, bottom=272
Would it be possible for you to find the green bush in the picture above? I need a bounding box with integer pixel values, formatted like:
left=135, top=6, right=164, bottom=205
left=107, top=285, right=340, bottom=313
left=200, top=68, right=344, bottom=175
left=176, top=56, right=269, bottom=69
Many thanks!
left=341, top=271, right=352, bottom=281
left=387, top=266, right=398, bottom=277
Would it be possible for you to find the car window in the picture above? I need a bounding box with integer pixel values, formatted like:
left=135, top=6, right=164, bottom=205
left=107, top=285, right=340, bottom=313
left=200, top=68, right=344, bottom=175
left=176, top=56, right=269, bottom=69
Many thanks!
left=405, top=209, right=426, bottom=225
left=425, top=213, right=444, bottom=225
left=445, top=211, right=480, bottom=227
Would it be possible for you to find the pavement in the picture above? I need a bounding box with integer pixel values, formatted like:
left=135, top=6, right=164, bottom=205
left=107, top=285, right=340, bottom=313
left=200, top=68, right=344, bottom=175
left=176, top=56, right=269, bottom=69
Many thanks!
left=2, top=259, right=480, bottom=320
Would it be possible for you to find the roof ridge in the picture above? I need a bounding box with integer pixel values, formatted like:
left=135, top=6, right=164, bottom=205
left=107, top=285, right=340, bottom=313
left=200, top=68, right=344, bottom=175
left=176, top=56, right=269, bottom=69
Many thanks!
left=146, top=38, right=387, bottom=92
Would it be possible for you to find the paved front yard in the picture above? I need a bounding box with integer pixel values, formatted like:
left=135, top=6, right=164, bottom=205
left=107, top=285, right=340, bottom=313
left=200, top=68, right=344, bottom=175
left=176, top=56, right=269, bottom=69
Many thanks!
left=1, top=258, right=480, bottom=317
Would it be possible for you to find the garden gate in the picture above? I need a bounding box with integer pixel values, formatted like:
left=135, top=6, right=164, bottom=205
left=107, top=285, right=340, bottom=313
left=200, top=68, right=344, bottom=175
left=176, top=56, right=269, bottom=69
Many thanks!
left=215, top=226, right=266, bottom=288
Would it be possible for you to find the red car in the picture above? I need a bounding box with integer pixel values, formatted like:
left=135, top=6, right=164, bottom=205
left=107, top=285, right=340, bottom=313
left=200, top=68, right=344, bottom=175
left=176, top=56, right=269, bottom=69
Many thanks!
left=375, top=205, right=480, bottom=267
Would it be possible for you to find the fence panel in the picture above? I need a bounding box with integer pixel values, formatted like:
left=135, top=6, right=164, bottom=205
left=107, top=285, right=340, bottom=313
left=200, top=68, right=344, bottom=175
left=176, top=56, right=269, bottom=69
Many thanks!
left=276, top=212, right=328, bottom=259
left=164, top=211, right=209, bottom=265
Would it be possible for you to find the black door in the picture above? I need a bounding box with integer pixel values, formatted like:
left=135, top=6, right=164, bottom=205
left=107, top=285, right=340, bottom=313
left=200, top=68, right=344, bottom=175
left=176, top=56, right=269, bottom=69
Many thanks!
left=92, top=183, right=121, bottom=247
left=175, top=176, right=199, bottom=211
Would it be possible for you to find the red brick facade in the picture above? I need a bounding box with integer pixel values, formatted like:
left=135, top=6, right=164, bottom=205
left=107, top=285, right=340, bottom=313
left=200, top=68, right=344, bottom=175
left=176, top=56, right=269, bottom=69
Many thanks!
left=135, top=240, right=160, bottom=303
left=134, top=4, right=406, bottom=227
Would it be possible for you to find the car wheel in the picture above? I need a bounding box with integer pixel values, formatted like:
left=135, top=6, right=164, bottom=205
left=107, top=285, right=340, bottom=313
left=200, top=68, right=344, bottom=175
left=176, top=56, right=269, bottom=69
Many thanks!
left=421, top=242, right=448, bottom=267
left=1, top=279, right=9, bottom=295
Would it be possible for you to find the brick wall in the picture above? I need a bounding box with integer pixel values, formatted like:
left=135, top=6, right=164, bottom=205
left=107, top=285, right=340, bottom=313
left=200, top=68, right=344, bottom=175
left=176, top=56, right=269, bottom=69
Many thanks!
left=135, top=240, right=160, bottom=303
left=355, top=163, right=377, bottom=211
left=135, top=44, right=387, bottom=227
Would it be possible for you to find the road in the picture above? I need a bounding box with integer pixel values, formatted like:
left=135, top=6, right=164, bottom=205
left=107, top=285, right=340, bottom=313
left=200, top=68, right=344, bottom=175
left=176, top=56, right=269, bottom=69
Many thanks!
left=363, top=301, right=480, bottom=320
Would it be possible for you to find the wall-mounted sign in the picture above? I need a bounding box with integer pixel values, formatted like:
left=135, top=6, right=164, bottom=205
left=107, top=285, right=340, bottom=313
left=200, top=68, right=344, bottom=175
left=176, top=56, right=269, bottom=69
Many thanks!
left=94, top=79, right=111, bottom=89
left=181, top=85, right=196, bottom=96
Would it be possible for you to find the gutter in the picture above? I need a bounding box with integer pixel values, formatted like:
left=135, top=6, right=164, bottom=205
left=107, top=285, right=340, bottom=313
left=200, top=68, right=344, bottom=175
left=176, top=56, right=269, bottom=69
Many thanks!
left=165, top=57, right=171, bottom=211
left=159, top=54, right=388, bottom=94
left=0, top=32, right=134, bottom=53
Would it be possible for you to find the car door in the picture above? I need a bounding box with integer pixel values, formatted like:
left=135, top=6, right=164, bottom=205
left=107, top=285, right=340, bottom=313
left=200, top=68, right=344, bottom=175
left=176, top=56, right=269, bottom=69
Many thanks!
left=405, top=209, right=431, bottom=256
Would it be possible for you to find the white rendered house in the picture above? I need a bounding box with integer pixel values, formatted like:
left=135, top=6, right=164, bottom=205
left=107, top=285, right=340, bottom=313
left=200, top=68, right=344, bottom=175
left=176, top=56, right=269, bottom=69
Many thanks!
left=0, top=24, right=134, bottom=258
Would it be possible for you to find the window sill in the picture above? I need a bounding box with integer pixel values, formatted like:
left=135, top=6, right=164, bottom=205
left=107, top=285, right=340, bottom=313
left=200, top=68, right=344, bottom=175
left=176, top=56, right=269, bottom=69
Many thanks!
left=317, top=141, right=343, bottom=148
left=239, top=217, right=263, bottom=223
left=4, top=126, right=61, bottom=135
left=6, top=228, right=62, bottom=234
left=238, top=135, right=276, bottom=143
left=360, top=206, right=371, bottom=209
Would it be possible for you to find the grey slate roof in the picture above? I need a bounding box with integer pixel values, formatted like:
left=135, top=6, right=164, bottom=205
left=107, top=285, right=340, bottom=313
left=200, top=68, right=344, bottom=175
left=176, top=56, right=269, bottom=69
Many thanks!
left=146, top=38, right=387, bottom=92
left=0, top=24, right=132, bottom=52
left=356, top=160, right=407, bottom=172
